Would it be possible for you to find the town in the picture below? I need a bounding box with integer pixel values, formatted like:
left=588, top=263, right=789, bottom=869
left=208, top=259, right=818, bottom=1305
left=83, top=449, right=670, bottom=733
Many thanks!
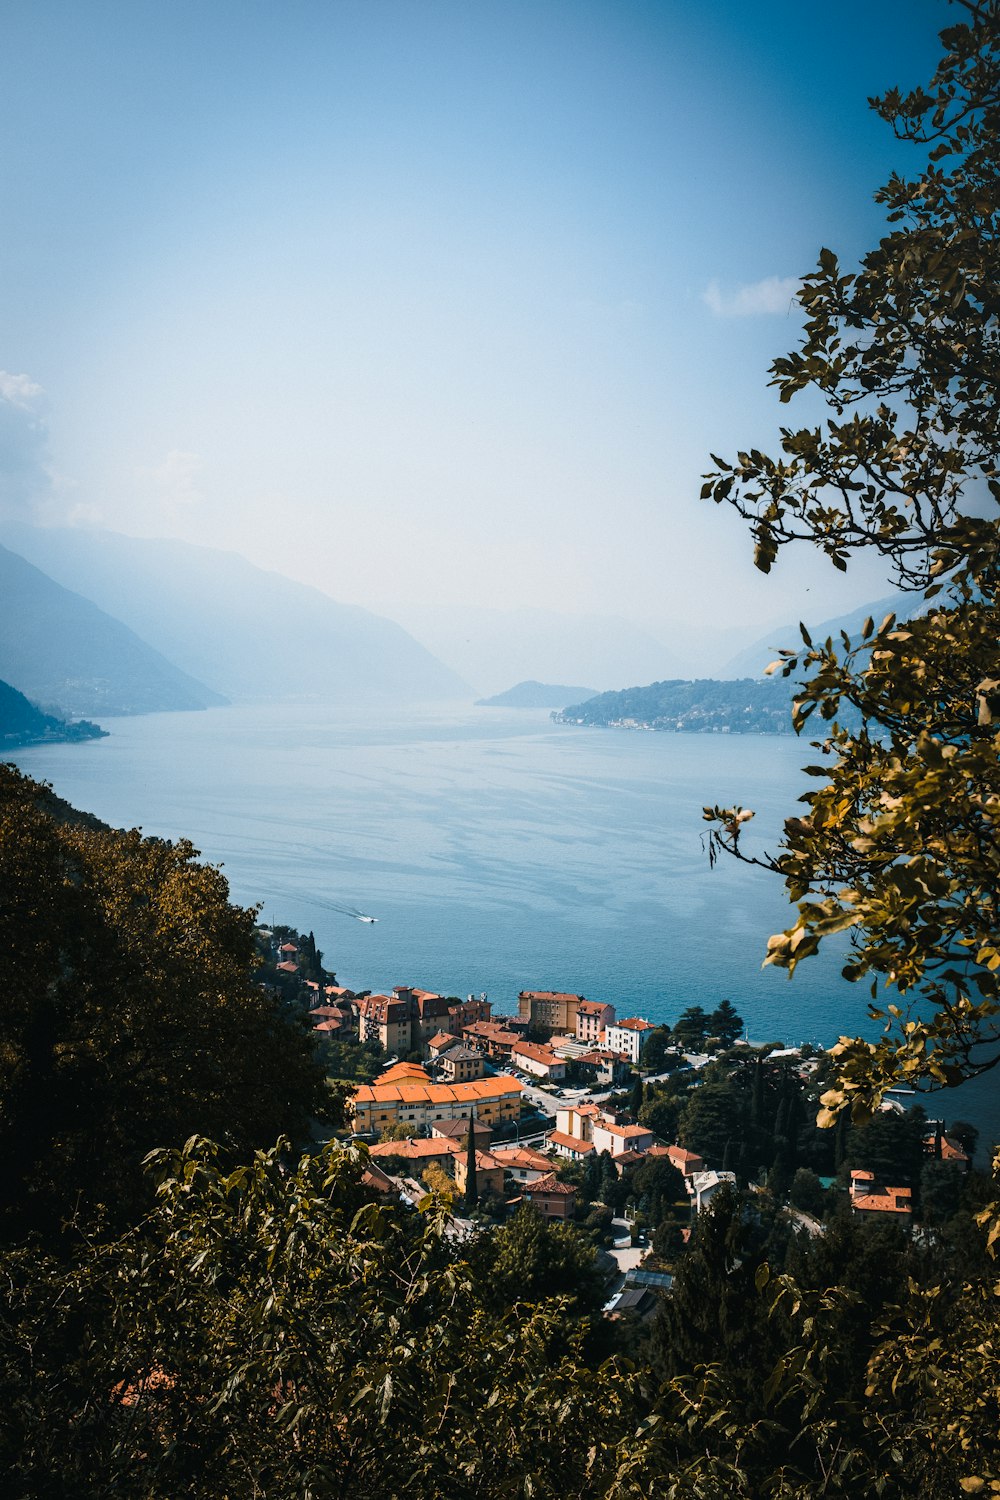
left=262, top=925, right=979, bottom=1317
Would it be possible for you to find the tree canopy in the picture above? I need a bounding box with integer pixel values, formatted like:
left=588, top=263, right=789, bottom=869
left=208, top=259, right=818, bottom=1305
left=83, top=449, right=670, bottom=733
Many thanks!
left=702, top=1, right=1000, bottom=1124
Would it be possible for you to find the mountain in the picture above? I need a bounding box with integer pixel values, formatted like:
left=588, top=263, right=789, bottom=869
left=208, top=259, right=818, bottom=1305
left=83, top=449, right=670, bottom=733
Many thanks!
left=0, top=544, right=228, bottom=718
left=2, top=524, right=470, bottom=704
left=374, top=602, right=680, bottom=697
left=475, top=680, right=599, bottom=709
left=721, top=594, right=907, bottom=678
left=556, top=676, right=796, bottom=734
left=0, top=676, right=107, bottom=748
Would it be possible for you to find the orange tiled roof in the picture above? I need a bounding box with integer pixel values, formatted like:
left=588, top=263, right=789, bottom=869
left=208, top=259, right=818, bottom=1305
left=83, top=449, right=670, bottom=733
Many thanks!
left=370, top=1138, right=459, bottom=1160
left=616, top=1017, right=655, bottom=1031
left=492, top=1145, right=554, bottom=1171
left=577, top=1000, right=611, bottom=1015
left=525, top=1172, right=575, bottom=1196
left=512, top=1041, right=560, bottom=1066
left=354, top=1075, right=523, bottom=1106
left=853, top=1190, right=913, bottom=1214
left=378, top=1062, right=432, bottom=1085
left=600, top=1121, right=651, bottom=1140
left=547, top=1129, right=595, bottom=1154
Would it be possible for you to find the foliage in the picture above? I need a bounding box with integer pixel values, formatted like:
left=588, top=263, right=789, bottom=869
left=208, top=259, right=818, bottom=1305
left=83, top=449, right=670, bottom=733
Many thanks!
left=0, top=1138, right=641, bottom=1499
left=701, top=1, right=1000, bottom=1120
left=0, top=765, right=330, bottom=1240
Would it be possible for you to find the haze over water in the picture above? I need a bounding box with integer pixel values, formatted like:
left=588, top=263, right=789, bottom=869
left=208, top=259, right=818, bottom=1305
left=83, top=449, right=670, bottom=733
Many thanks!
left=13, top=700, right=998, bottom=1146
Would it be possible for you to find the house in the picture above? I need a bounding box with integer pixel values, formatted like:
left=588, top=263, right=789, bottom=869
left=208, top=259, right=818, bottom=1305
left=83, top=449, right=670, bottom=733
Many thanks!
left=454, top=1147, right=506, bottom=1200
left=591, top=1119, right=655, bottom=1158
left=575, top=999, right=616, bottom=1044
left=605, top=1017, right=655, bottom=1065
left=430, top=1116, right=493, bottom=1147
left=689, top=1170, right=736, bottom=1212
left=358, top=994, right=412, bottom=1054
left=573, top=1049, right=633, bottom=1088
left=659, top=1144, right=705, bottom=1178
left=511, top=1040, right=566, bottom=1081
left=462, top=1021, right=523, bottom=1062
left=368, top=1138, right=459, bottom=1172
left=849, top=1170, right=914, bottom=1222
left=351, top=1070, right=522, bottom=1133
left=439, top=1046, right=486, bottom=1083
left=448, top=996, right=492, bottom=1031
left=427, top=1031, right=461, bottom=1060
left=518, top=991, right=588, bottom=1032
left=395, top=986, right=455, bottom=1051
left=923, top=1127, right=971, bottom=1170
left=491, top=1144, right=554, bottom=1185
left=519, top=1171, right=576, bottom=1220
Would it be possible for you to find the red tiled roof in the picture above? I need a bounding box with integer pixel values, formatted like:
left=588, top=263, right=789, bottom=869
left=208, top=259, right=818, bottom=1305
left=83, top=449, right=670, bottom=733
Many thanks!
left=547, top=1129, right=595, bottom=1155
left=525, top=1173, right=575, bottom=1196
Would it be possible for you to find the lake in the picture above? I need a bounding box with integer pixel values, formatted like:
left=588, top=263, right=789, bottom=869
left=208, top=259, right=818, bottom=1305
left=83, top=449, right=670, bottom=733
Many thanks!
left=8, top=700, right=998, bottom=1147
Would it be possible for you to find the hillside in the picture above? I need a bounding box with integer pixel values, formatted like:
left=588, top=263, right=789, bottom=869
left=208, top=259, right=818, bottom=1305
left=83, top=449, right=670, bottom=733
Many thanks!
left=721, top=594, right=907, bottom=678
left=3, top=523, right=470, bottom=704
left=555, top=676, right=795, bottom=734
left=0, top=544, right=228, bottom=718
left=0, top=676, right=106, bottom=748
left=476, top=680, right=598, bottom=708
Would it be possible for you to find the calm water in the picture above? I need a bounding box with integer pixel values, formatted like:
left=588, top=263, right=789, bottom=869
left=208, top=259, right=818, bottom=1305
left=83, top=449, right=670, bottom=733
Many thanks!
left=9, top=701, right=999, bottom=1147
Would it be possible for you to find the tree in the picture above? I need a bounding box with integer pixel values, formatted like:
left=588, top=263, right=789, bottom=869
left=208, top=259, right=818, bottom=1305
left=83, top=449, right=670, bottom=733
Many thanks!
left=672, top=1005, right=710, bottom=1049
left=708, top=1000, right=744, bottom=1047
left=701, top=3, right=1000, bottom=1124
left=678, top=1082, right=744, bottom=1168
left=0, top=766, right=331, bottom=1240
left=464, top=1117, right=478, bottom=1210
left=641, top=1026, right=673, bottom=1070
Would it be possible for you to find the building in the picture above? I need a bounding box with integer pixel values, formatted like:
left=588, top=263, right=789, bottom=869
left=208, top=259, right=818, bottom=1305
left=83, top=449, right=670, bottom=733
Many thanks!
left=518, top=991, right=588, bottom=1032
left=519, top=1172, right=576, bottom=1220
left=849, top=1170, right=914, bottom=1222
left=591, top=1118, right=655, bottom=1159
left=358, top=994, right=412, bottom=1054
left=351, top=1067, right=522, bottom=1134
left=605, top=1017, right=655, bottom=1064
left=491, top=1144, right=554, bottom=1185
left=454, top=1147, right=506, bottom=1200
left=368, top=1138, right=459, bottom=1172
left=548, top=1102, right=602, bottom=1159
left=462, top=1020, right=522, bottom=1062
left=575, top=999, right=616, bottom=1044
left=511, top=1040, right=567, bottom=1080
left=659, top=1145, right=705, bottom=1178
left=689, top=1170, right=737, bottom=1213
left=448, top=996, right=492, bottom=1031
left=430, top=1117, right=493, bottom=1147
left=439, top=1046, right=486, bottom=1083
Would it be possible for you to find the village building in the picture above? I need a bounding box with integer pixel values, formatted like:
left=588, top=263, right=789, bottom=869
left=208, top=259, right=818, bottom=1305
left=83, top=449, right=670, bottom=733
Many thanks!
left=430, top=1116, right=493, bottom=1147
left=448, top=996, right=492, bottom=1031
left=490, top=1144, right=554, bottom=1185
left=438, top=1045, right=486, bottom=1083
left=575, top=999, right=616, bottom=1044
left=591, top=1118, right=655, bottom=1159
left=351, top=1067, right=522, bottom=1133
left=358, top=994, right=412, bottom=1054
left=849, top=1170, right=914, bottom=1222
left=368, top=1138, right=459, bottom=1172
left=511, top=1039, right=566, bottom=1080
left=518, top=1172, right=576, bottom=1221
left=518, top=990, right=588, bottom=1032
left=462, top=1020, right=523, bottom=1062
left=454, top=1147, right=506, bottom=1200
left=427, top=1031, right=460, bottom=1060
left=605, top=1017, right=656, bottom=1064
left=923, top=1128, right=971, bottom=1170
left=689, top=1170, right=737, bottom=1213
left=658, top=1144, right=705, bottom=1178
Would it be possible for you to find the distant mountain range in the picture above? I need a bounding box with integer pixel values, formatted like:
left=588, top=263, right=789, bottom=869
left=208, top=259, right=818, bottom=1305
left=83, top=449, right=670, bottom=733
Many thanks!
left=0, top=544, right=227, bottom=717
left=476, top=680, right=599, bottom=709
left=376, top=602, right=681, bottom=698
left=2, top=523, right=470, bottom=711
left=0, top=675, right=107, bottom=748
left=721, top=594, right=907, bottom=678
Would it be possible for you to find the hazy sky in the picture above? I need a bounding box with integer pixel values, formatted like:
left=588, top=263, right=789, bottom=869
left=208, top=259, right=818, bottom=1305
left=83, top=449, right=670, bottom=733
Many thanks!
left=0, top=0, right=945, bottom=643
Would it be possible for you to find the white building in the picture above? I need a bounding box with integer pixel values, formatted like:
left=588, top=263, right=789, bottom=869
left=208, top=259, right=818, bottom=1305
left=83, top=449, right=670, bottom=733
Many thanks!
left=605, top=1016, right=655, bottom=1064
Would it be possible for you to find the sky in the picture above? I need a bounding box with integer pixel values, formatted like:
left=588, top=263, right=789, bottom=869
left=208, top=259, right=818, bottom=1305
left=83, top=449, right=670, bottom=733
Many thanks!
left=0, top=0, right=947, bottom=654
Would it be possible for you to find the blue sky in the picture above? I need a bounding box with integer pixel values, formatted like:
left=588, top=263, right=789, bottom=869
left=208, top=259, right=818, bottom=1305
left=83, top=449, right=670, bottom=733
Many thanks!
left=0, top=0, right=946, bottom=649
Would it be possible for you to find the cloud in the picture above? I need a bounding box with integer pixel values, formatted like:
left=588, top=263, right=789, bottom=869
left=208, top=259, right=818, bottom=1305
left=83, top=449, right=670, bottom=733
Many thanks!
left=0, top=369, right=50, bottom=516
left=703, top=276, right=801, bottom=318
left=136, top=448, right=204, bottom=509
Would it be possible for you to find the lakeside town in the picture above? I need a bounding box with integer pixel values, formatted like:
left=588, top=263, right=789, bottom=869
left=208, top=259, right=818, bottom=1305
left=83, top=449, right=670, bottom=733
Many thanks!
left=262, top=924, right=980, bottom=1316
